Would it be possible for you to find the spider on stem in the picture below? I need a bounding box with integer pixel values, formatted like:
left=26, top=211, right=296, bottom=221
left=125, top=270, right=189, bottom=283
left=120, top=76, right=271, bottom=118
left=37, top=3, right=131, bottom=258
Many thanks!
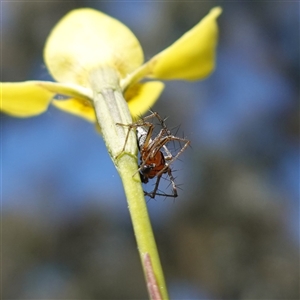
left=117, top=111, right=190, bottom=198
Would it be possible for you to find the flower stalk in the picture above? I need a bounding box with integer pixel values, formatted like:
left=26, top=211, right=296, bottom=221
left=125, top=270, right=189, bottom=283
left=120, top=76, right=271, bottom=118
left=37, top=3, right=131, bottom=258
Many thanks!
left=89, top=67, right=169, bottom=299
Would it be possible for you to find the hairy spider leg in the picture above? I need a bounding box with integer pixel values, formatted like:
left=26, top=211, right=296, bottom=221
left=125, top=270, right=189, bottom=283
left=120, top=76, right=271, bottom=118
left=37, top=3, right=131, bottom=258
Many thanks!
left=136, top=123, right=154, bottom=150
left=140, top=133, right=190, bottom=178
left=155, top=136, right=190, bottom=178
left=145, top=166, right=178, bottom=198
left=162, top=145, right=173, bottom=160
left=116, top=120, right=155, bottom=153
left=116, top=111, right=170, bottom=153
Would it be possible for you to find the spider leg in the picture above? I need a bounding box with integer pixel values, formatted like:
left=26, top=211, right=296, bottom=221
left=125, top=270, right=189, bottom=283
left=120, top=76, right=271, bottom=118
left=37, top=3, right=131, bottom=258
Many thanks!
left=116, top=121, right=154, bottom=154
left=144, top=167, right=178, bottom=198
left=145, top=174, right=162, bottom=198
left=162, top=145, right=173, bottom=160
left=156, top=137, right=190, bottom=177
left=166, top=167, right=178, bottom=197
left=115, top=123, right=136, bottom=153
left=141, top=134, right=190, bottom=179
left=149, top=110, right=172, bottom=136
left=137, top=122, right=154, bottom=150
left=141, top=128, right=166, bottom=167
left=144, top=134, right=175, bottom=164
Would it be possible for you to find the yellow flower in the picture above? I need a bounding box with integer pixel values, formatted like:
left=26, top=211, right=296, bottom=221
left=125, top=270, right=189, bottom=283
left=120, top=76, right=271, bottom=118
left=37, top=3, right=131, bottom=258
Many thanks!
left=1, top=7, right=221, bottom=122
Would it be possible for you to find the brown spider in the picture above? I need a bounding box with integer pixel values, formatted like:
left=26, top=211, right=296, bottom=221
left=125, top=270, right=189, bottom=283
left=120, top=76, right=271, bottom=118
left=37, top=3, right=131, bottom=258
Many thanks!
left=117, top=111, right=190, bottom=198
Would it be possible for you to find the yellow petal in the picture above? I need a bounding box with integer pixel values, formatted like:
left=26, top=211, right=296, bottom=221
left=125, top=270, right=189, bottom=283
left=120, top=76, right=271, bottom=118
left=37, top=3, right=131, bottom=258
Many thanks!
left=44, top=8, right=144, bottom=87
left=144, top=7, right=222, bottom=81
left=38, top=81, right=93, bottom=102
left=1, top=81, right=54, bottom=117
left=52, top=98, right=96, bottom=123
left=125, top=81, right=164, bottom=118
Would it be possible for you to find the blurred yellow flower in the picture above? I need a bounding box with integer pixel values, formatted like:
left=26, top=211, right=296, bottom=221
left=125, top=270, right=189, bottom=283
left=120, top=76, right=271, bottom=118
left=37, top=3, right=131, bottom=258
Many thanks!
left=1, top=7, right=221, bottom=122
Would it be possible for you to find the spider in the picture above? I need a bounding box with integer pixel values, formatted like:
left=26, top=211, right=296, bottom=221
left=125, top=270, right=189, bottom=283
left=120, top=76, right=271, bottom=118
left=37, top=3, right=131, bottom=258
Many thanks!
left=117, top=111, right=190, bottom=198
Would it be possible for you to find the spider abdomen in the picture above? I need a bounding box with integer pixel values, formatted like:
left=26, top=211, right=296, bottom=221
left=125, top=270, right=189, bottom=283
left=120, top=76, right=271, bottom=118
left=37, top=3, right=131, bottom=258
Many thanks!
left=140, top=151, right=166, bottom=179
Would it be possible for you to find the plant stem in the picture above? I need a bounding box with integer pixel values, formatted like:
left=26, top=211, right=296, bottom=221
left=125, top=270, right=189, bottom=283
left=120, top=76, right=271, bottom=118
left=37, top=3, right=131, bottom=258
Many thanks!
left=89, top=67, right=169, bottom=300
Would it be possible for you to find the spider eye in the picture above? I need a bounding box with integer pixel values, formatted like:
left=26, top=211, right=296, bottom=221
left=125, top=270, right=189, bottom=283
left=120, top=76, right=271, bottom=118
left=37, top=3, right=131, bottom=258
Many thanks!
left=139, top=172, right=149, bottom=183
left=141, top=164, right=153, bottom=174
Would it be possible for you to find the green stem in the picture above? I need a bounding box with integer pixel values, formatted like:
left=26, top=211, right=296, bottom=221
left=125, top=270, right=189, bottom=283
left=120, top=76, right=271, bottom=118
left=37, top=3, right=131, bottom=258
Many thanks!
left=89, top=67, right=169, bottom=300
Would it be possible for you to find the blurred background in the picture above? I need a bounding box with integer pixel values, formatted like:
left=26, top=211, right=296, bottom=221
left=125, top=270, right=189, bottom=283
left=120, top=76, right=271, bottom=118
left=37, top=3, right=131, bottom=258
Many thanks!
left=1, top=1, right=299, bottom=299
